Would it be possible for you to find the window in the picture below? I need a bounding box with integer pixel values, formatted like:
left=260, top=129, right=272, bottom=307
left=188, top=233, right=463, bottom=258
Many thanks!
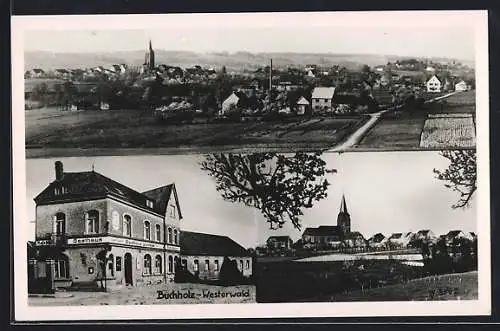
left=214, top=260, right=219, bottom=271
left=54, top=213, right=66, bottom=234
left=173, top=229, right=178, bottom=244
left=85, top=210, right=99, bottom=234
left=246, top=260, right=250, bottom=270
left=144, top=221, right=151, bottom=240
left=168, top=255, right=173, bottom=273
left=143, top=254, right=152, bottom=275
left=239, top=260, right=244, bottom=271
left=155, top=224, right=161, bottom=242
left=54, top=259, right=69, bottom=278
left=169, top=205, right=176, bottom=218
left=167, top=228, right=172, bottom=243
left=123, top=215, right=131, bottom=237
left=193, top=259, right=199, bottom=272
left=146, top=200, right=154, bottom=208
left=324, top=99, right=328, bottom=102
left=205, top=259, right=210, bottom=271
left=116, top=256, right=122, bottom=271
left=54, top=187, right=61, bottom=195
left=155, top=255, right=162, bottom=274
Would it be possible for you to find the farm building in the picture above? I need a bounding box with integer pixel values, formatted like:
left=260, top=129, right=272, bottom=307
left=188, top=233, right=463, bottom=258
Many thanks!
left=455, top=80, right=469, bottom=91
left=296, top=96, right=311, bottom=115
left=180, top=231, right=253, bottom=281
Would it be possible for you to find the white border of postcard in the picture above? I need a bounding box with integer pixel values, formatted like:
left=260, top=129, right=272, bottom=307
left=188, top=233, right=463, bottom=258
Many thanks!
left=12, top=10, right=491, bottom=321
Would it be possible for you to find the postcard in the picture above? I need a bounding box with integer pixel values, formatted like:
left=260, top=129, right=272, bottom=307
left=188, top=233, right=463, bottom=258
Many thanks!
left=11, top=10, right=490, bottom=321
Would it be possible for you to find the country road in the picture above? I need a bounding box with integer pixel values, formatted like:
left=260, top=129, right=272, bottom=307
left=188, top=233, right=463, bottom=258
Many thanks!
left=329, top=108, right=390, bottom=151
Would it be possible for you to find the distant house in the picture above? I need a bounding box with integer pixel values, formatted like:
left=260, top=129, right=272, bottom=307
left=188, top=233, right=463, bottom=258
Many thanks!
left=266, top=236, right=293, bottom=251
left=54, top=69, right=71, bottom=79
left=387, top=233, right=405, bottom=249
left=306, top=70, right=316, bottom=78
left=275, top=81, right=300, bottom=92
left=426, top=75, right=442, bottom=93
left=415, top=229, right=437, bottom=242
left=426, top=66, right=436, bottom=72
left=221, top=91, right=250, bottom=114
left=180, top=231, right=253, bottom=281
left=444, top=230, right=475, bottom=245
left=368, top=233, right=387, bottom=248
left=455, top=80, right=469, bottom=91
left=403, top=232, right=416, bottom=247
left=302, top=226, right=343, bottom=248
left=296, top=96, right=311, bottom=115
left=311, top=87, right=336, bottom=112
left=343, top=232, right=367, bottom=249
left=27, top=68, right=45, bottom=78
left=374, top=65, right=385, bottom=72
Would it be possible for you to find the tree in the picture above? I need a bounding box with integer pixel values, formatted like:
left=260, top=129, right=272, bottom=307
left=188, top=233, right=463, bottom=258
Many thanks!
left=200, top=153, right=336, bottom=230
left=433, top=150, right=476, bottom=209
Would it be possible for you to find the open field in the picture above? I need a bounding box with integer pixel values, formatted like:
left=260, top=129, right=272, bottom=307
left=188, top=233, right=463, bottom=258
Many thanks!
left=25, top=107, right=366, bottom=154
left=318, top=271, right=478, bottom=302
left=28, top=282, right=256, bottom=306
left=356, top=90, right=476, bottom=150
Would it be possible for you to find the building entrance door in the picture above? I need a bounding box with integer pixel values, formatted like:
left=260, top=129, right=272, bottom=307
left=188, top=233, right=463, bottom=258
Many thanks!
left=124, top=253, right=133, bottom=286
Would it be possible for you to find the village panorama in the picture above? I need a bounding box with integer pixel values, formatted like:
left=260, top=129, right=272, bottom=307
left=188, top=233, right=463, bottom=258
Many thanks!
left=24, top=40, right=477, bottom=155
left=26, top=151, right=478, bottom=305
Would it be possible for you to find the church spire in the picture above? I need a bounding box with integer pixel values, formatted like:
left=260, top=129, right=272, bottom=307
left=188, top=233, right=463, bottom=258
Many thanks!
left=339, top=194, right=348, bottom=215
left=149, top=39, right=153, bottom=51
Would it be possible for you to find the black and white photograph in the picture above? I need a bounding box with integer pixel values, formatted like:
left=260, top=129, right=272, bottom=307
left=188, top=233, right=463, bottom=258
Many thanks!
left=24, top=151, right=479, bottom=306
left=11, top=10, right=490, bottom=321
left=19, top=12, right=481, bottom=157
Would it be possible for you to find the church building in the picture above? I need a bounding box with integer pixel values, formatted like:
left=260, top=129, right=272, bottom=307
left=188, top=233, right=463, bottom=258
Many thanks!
left=301, top=195, right=351, bottom=248
left=143, top=39, right=155, bottom=72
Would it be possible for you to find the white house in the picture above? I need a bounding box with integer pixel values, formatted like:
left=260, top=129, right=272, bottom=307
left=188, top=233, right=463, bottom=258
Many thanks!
left=312, top=87, right=336, bottom=112
left=221, top=92, right=240, bottom=114
left=455, top=80, right=469, bottom=91
left=426, top=66, right=436, bottom=72
left=426, top=75, right=442, bottom=93
left=296, top=96, right=310, bottom=115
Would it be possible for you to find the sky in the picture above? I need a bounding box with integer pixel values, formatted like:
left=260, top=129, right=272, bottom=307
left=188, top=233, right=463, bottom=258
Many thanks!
left=24, top=152, right=477, bottom=248
left=23, top=17, right=476, bottom=60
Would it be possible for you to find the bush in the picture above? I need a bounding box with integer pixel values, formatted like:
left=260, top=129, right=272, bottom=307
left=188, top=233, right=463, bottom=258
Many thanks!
left=219, top=257, right=246, bottom=286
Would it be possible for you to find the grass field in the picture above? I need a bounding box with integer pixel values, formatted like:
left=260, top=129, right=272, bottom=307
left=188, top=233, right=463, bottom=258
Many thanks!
left=28, top=283, right=256, bottom=306
left=356, top=90, right=476, bottom=150
left=25, top=107, right=366, bottom=154
left=321, top=271, right=478, bottom=302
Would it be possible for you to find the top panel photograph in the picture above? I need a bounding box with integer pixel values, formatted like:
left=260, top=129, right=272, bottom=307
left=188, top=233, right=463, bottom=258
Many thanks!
left=15, top=11, right=487, bottom=157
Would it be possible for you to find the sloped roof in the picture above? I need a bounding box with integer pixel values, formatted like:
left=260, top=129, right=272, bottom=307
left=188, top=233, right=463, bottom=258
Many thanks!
left=296, top=96, right=310, bottom=105
left=344, top=231, right=365, bottom=240
left=369, top=233, right=385, bottom=243
left=446, top=230, right=464, bottom=239
left=388, top=233, right=403, bottom=240
left=142, top=184, right=183, bottom=220
left=303, top=226, right=341, bottom=237
left=267, top=236, right=292, bottom=242
left=34, top=167, right=176, bottom=217
left=180, top=231, right=250, bottom=257
left=312, top=87, right=335, bottom=99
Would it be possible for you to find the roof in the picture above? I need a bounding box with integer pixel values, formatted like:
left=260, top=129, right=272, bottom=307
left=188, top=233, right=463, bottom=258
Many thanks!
left=417, top=229, right=431, bottom=235
left=446, top=230, right=464, bottom=238
left=369, top=233, right=385, bottom=243
left=303, top=226, right=342, bottom=237
left=312, top=87, right=335, bottom=99
left=180, top=231, right=250, bottom=257
left=267, top=236, right=292, bottom=242
left=34, top=168, right=178, bottom=217
left=427, top=75, right=442, bottom=83
left=389, top=233, right=403, bottom=239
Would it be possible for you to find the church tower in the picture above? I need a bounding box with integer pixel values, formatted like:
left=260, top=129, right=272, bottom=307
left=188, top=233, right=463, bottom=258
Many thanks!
left=144, top=39, right=155, bottom=71
left=337, top=194, right=351, bottom=235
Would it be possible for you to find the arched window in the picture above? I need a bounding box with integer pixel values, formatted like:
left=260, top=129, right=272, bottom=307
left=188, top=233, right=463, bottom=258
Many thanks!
left=168, top=255, right=173, bottom=273
left=154, top=255, right=162, bottom=274
left=173, top=229, right=178, bottom=244
left=155, top=224, right=161, bottom=242
left=54, top=213, right=66, bottom=234
left=144, top=221, right=151, bottom=240
left=167, top=227, right=172, bottom=243
left=86, top=210, right=100, bottom=234
left=143, top=254, right=152, bottom=275
left=193, top=259, right=199, bottom=272
left=174, top=256, right=179, bottom=272
left=205, top=259, right=210, bottom=271
left=122, top=214, right=131, bottom=237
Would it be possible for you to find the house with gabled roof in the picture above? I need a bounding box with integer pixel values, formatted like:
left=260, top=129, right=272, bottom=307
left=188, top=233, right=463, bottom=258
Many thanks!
left=311, top=87, right=336, bottom=113
left=367, top=233, right=387, bottom=248
left=296, top=96, right=311, bottom=115
left=426, top=75, right=442, bottom=93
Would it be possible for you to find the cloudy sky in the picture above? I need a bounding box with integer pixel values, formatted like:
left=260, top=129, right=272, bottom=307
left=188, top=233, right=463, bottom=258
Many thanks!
left=21, top=12, right=479, bottom=60
left=24, top=152, right=477, bottom=248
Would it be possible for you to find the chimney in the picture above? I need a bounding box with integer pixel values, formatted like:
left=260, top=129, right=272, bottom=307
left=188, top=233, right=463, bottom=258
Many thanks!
left=55, top=161, right=64, bottom=181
